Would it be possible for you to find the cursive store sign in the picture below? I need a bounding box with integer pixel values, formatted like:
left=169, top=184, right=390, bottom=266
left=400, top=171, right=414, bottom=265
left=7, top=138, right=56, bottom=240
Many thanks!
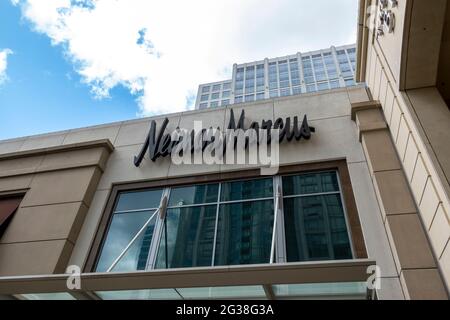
left=134, top=109, right=315, bottom=166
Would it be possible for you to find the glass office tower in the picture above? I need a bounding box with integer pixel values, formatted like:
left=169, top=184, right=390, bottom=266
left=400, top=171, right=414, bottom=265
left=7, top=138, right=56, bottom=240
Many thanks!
left=195, top=44, right=357, bottom=109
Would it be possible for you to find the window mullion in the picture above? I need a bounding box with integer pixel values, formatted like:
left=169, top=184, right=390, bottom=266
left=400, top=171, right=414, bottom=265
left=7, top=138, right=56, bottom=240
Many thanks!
left=270, top=176, right=283, bottom=264
left=211, top=183, right=221, bottom=266
left=146, top=187, right=171, bottom=270
left=275, top=176, right=287, bottom=263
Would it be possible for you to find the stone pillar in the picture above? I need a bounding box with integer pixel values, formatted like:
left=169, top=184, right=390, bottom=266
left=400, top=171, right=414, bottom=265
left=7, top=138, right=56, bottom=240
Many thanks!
left=0, top=140, right=113, bottom=276
left=351, top=100, right=448, bottom=300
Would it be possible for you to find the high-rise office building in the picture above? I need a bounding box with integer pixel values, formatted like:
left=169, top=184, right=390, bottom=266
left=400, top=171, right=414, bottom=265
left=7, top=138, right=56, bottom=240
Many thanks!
left=195, top=44, right=357, bottom=109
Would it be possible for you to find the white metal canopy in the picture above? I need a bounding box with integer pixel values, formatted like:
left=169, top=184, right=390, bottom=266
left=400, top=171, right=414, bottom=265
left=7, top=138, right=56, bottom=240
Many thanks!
left=0, top=259, right=375, bottom=300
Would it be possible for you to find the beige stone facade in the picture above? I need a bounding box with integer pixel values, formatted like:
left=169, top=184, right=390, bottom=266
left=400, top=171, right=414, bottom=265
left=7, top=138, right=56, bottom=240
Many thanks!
left=356, top=0, right=450, bottom=298
left=0, top=141, right=113, bottom=275
left=0, top=86, right=411, bottom=300
left=0, top=1, right=448, bottom=300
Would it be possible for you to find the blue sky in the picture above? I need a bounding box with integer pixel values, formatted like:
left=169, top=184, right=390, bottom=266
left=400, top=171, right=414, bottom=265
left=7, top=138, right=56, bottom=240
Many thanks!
left=0, top=1, right=138, bottom=140
left=0, top=0, right=358, bottom=140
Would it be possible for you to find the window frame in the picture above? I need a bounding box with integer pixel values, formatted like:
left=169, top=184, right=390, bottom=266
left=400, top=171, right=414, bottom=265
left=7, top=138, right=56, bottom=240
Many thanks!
left=86, top=160, right=367, bottom=272
left=0, top=192, right=25, bottom=239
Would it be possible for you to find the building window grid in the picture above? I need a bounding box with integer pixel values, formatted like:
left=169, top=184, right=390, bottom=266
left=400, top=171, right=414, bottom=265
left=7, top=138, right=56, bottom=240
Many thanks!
left=278, top=60, right=291, bottom=95
left=304, top=56, right=318, bottom=92
left=98, top=171, right=355, bottom=272
left=200, top=46, right=356, bottom=108
left=210, top=101, right=219, bottom=108
left=314, top=54, right=331, bottom=91
left=289, top=58, right=301, bottom=92
left=336, top=50, right=355, bottom=84
left=268, top=62, right=279, bottom=97
left=324, top=53, right=339, bottom=82
left=321, top=52, right=331, bottom=89
left=212, top=84, right=222, bottom=92
left=201, top=86, right=211, bottom=94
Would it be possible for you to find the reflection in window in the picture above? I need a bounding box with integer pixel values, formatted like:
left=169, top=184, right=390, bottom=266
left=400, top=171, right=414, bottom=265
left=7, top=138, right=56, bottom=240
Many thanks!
left=283, top=172, right=352, bottom=262
left=284, top=195, right=352, bottom=261
left=221, top=178, right=273, bottom=202
left=156, top=206, right=216, bottom=269
left=169, top=184, right=219, bottom=206
left=215, top=200, right=274, bottom=266
left=96, top=188, right=164, bottom=272
left=283, top=172, right=340, bottom=195
left=96, top=172, right=354, bottom=273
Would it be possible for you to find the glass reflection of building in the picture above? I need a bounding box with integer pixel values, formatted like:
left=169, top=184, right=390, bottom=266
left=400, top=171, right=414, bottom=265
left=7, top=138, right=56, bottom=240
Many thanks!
left=97, top=171, right=352, bottom=273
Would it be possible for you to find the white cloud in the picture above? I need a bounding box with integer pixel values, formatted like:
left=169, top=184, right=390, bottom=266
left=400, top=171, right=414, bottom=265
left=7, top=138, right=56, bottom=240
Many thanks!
left=0, top=48, right=13, bottom=85
left=11, top=0, right=357, bottom=116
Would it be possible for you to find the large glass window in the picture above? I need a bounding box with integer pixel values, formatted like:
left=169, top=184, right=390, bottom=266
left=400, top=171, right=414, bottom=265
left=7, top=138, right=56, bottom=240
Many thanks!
left=256, top=64, right=265, bottom=78
left=282, top=172, right=352, bottom=262
left=96, top=172, right=354, bottom=273
left=96, top=189, right=164, bottom=272
left=215, top=178, right=274, bottom=266
left=155, top=205, right=217, bottom=269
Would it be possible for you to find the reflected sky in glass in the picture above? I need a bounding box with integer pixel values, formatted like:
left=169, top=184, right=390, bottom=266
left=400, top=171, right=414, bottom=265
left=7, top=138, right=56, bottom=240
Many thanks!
left=96, top=210, right=155, bottom=272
